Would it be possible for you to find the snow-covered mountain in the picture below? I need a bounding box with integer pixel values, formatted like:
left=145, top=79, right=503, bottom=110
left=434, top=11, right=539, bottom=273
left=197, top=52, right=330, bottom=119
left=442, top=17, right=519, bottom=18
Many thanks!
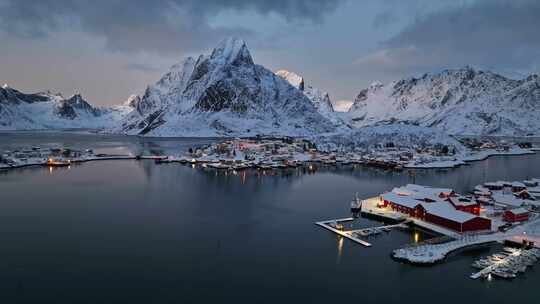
left=275, top=70, right=336, bottom=119
left=0, top=85, right=133, bottom=130
left=313, top=123, right=465, bottom=152
left=117, top=38, right=339, bottom=137
left=348, top=66, right=540, bottom=136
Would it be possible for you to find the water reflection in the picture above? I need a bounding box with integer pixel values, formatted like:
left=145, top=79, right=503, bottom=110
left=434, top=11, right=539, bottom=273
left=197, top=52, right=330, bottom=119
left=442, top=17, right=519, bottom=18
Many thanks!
left=336, top=236, right=344, bottom=264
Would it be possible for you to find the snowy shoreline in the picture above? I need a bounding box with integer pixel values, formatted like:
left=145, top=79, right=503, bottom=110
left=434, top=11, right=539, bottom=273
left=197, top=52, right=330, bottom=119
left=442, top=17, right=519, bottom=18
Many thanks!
left=404, top=148, right=536, bottom=169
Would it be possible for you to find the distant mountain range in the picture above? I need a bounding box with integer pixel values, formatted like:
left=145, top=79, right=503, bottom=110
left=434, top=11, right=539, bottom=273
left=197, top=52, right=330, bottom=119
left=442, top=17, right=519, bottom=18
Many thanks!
left=1, top=39, right=539, bottom=138
left=0, top=84, right=132, bottom=130
left=347, top=66, right=540, bottom=136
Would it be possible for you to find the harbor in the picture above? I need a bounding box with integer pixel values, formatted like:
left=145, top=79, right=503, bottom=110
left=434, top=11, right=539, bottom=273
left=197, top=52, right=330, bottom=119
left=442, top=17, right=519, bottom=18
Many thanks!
left=470, top=247, right=540, bottom=280
left=316, top=180, right=540, bottom=281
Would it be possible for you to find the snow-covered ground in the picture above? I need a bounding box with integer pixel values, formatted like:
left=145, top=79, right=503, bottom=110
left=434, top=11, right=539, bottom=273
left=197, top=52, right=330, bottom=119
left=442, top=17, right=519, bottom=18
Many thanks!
left=393, top=233, right=502, bottom=264
left=312, top=124, right=465, bottom=153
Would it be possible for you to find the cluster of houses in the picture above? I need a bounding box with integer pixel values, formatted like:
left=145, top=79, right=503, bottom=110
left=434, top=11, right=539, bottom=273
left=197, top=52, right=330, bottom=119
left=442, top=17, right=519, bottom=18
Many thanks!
left=474, top=179, right=540, bottom=223
left=185, top=137, right=468, bottom=171
left=459, top=137, right=532, bottom=151
left=378, top=184, right=492, bottom=233
left=375, top=179, right=539, bottom=234
left=1, top=146, right=93, bottom=168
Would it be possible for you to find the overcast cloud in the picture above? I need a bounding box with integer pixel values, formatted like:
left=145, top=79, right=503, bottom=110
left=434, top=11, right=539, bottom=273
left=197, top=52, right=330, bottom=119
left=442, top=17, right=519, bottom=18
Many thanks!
left=0, top=0, right=538, bottom=106
left=356, top=0, right=540, bottom=76
left=0, top=0, right=344, bottom=54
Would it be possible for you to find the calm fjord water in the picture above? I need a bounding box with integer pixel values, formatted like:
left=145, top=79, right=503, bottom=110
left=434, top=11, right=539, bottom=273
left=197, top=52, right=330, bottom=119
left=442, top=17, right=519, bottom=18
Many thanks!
left=0, top=132, right=538, bottom=303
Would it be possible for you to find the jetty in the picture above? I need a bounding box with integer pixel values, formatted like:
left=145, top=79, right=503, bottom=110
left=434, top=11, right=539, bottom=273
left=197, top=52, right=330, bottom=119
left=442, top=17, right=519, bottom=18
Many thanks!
left=315, top=217, right=412, bottom=247
left=315, top=218, right=372, bottom=247
left=349, top=221, right=411, bottom=237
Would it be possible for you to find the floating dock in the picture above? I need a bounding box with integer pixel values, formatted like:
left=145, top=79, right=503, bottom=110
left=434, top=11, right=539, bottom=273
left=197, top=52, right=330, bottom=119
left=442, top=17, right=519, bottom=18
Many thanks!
left=315, top=218, right=372, bottom=247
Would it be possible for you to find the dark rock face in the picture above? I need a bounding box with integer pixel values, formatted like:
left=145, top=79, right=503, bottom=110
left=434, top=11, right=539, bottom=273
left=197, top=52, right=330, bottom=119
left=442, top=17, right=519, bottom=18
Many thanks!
left=118, top=37, right=338, bottom=136
left=195, top=80, right=244, bottom=113
left=54, top=102, right=78, bottom=119
left=0, top=87, right=50, bottom=105
left=54, top=94, right=100, bottom=119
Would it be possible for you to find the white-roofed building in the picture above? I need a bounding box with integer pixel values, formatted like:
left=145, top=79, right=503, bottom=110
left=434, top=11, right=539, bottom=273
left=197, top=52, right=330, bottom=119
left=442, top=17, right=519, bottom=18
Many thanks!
left=380, top=186, right=491, bottom=233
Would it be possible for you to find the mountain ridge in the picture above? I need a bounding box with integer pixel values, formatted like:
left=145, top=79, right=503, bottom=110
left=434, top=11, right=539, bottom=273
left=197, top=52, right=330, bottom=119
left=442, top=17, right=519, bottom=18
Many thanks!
left=116, top=38, right=340, bottom=137
left=348, top=66, right=540, bottom=136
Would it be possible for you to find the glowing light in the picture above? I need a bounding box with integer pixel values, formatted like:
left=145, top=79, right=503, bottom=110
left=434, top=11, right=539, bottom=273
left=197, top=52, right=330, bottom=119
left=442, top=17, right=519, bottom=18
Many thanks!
left=49, top=166, right=53, bottom=174
left=414, top=232, right=420, bottom=243
left=338, top=236, right=344, bottom=253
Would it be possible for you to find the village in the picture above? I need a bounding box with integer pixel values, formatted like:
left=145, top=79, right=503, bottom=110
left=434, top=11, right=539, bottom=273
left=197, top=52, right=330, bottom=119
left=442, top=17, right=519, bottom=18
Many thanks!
left=318, top=179, right=540, bottom=281
left=167, top=136, right=537, bottom=171
left=0, top=137, right=537, bottom=174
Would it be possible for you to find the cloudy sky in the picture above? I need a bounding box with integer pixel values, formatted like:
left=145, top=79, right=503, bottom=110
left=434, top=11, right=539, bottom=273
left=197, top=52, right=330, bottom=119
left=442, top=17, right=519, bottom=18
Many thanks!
left=0, top=0, right=539, bottom=108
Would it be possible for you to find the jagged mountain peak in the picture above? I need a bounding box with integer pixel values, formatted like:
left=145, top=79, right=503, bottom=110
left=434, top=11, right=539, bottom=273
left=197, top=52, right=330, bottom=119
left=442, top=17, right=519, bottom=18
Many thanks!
left=275, top=70, right=305, bottom=91
left=124, top=94, right=141, bottom=108
left=55, top=93, right=99, bottom=119
left=210, top=37, right=253, bottom=66
left=275, top=69, right=337, bottom=123
left=117, top=38, right=338, bottom=137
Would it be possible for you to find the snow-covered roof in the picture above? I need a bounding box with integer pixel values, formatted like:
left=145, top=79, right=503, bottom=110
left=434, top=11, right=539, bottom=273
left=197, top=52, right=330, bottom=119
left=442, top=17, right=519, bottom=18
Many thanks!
left=381, top=192, right=422, bottom=209
left=523, top=179, right=539, bottom=186
left=506, top=208, right=529, bottom=215
left=392, top=184, right=453, bottom=201
left=511, top=181, right=526, bottom=188
left=527, top=186, right=540, bottom=193
left=492, top=193, right=524, bottom=207
left=404, top=184, right=454, bottom=196
left=421, top=202, right=477, bottom=223
left=447, top=196, right=478, bottom=207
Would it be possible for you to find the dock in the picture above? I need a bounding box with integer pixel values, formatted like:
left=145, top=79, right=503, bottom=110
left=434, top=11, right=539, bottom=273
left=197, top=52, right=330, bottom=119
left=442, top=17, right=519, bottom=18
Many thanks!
left=470, top=248, right=540, bottom=280
left=315, top=218, right=372, bottom=247
left=348, top=221, right=411, bottom=237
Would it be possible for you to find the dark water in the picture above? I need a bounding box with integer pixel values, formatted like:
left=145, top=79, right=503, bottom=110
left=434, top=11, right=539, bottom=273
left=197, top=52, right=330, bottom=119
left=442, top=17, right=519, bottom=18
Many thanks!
left=0, top=132, right=539, bottom=303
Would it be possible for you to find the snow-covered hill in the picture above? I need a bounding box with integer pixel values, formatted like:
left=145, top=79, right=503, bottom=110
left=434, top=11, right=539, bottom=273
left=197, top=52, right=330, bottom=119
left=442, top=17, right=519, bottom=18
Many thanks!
left=275, top=70, right=336, bottom=120
left=116, top=38, right=339, bottom=137
left=348, top=67, right=540, bottom=136
left=0, top=85, right=132, bottom=130
left=313, top=123, right=465, bottom=152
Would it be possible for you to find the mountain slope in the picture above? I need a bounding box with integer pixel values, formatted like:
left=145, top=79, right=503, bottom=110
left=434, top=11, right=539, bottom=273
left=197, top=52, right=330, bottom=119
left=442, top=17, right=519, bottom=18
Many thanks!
left=348, top=67, right=540, bottom=136
left=313, top=123, right=465, bottom=152
left=117, top=38, right=338, bottom=137
left=275, top=70, right=335, bottom=119
left=0, top=85, right=133, bottom=130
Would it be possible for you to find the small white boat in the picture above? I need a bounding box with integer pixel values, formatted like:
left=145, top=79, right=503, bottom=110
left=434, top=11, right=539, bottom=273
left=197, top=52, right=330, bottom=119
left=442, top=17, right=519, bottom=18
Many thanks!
left=350, top=193, right=362, bottom=213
